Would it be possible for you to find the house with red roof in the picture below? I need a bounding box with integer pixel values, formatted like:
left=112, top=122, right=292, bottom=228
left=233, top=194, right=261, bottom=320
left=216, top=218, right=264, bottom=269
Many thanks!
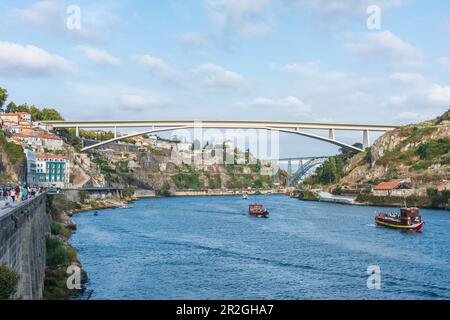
left=373, top=180, right=414, bottom=197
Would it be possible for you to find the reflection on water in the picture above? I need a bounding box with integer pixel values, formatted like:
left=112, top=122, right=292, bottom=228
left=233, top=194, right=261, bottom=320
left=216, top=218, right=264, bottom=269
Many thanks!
left=70, top=195, right=450, bottom=300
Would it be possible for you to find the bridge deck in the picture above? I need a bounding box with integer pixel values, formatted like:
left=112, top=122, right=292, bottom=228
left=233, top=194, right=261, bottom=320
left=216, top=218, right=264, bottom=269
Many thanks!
left=44, top=120, right=399, bottom=132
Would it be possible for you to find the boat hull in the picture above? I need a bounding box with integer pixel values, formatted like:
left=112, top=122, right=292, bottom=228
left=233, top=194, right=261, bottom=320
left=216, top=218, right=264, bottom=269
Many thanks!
left=375, top=218, right=424, bottom=232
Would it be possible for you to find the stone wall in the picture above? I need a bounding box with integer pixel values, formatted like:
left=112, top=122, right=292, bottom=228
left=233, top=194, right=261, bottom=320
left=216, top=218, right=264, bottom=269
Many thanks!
left=61, top=188, right=123, bottom=203
left=0, top=194, right=50, bottom=299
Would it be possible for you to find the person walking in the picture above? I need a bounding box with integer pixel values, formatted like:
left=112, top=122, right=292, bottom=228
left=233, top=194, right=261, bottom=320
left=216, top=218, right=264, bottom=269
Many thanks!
left=7, top=191, right=14, bottom=207
left=15, top=186, right=20, bottom=202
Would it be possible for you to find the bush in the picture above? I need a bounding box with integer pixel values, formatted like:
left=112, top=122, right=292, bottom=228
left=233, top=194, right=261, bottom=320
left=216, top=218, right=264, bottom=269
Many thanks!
left=46, top=238, right=72, bottom=268
left=117, top=160, right=129, bottom=173
left=123, top=186, right=136, bottom=197
left=427, top=188, right=439, bottom=198
left=50, top=221, right=71, bottom=238
left=0, top=264, right=20, bottom=300
left=416, top=138, right=450, bottom=160
left=172, top=173, right=201, bottom=189
left=158, top=181, right=172, bottom=197
left=410, top=161, right=431, bottom=171
left=332, top=186, right=342, bottom=195
left=207, top=174, right=221, bottom=189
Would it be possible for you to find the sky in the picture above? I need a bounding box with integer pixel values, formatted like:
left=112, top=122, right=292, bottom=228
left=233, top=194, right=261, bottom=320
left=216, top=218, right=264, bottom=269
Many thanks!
left=0, top=0, right=449, bottom=157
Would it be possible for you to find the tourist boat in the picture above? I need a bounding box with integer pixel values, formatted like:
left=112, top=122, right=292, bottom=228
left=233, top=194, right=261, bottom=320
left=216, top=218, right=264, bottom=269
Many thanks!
left=375, top=205, right=424, bottom=232
left=249, top=203, right=269, bottom=218
left=242, top=192, right=249, bottom=200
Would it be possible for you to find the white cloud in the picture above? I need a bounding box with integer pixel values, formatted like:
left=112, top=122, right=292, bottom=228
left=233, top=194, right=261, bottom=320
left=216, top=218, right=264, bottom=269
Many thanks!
left=346, top=31, right=423, bottom=69
left=280, top=62, right=347, bottom=81
left=238, top=96, right=311, bottom=114
left=438, top=57, right=450, bottom=72
left=426, top=84, right=450, bottom=106
left=14, top=1, right=124, bottom=41
left=194, top=64, right=247, bottom=89
left=0, top=41, right=75, bottom=77
left=118, top=94, right=166, bottom=111
left=205, top=0, right=274, bottom=36
left=132, top=54, right=182, bottom=82
left=76, top=46, right=121, bottom=66
left=388, top=95, right=409, bottom=106
left=274, top=60, right=450, bottom=123
left=394, top=112, right=422, bottom=121
left=389, top=72, right=424, bottom=85
left=177, top=32, right=209, bottom=47
left=284, top=0, right=406, bottom=30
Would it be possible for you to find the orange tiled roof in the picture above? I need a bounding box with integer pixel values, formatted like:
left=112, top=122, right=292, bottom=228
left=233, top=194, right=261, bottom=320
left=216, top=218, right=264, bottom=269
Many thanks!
left=0, top=112, right=31, bottom=117
left=374, top=181, right=401, bottom=191
left=36, top=153, right=69, bottom=160
left=36, top=133, right=61, bottom=140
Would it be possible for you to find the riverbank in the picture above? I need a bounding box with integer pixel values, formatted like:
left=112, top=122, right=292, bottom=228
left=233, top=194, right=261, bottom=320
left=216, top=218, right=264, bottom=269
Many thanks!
left=172, top=189, right=286, bottom=197
left=292, top=189, right=449, bottom=210
left=43, top=193, right=133, bottom=300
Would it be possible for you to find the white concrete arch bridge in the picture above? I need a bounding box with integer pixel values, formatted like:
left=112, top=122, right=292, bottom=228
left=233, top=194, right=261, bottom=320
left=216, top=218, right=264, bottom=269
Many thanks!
left=43, top=120, right=399, bottom=153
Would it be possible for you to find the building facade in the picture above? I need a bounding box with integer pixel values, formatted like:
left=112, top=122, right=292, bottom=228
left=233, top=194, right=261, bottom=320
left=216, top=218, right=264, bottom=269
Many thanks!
left=36, top=153, right=70, bottom=188
left=0, top=112, right=32, bottom=126
left=13, top=133, right=64, bottom=151
left=23, top=148, right=38, bottom=186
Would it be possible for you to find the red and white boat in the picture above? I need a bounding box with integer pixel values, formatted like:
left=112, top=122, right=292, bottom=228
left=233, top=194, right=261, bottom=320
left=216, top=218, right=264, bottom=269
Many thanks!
left=375, top=205, right=424, bottom=232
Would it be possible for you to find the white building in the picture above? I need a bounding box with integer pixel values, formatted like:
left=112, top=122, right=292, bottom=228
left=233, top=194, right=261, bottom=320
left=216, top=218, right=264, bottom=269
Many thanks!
left=36, top=153, right=70, bottom=188
left=23, top=148, right=38, bottom=186
left=14, top=133, right=64, bottom=151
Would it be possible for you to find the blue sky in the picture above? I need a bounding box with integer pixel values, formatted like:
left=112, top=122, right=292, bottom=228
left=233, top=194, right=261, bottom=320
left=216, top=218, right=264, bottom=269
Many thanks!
left=0, top=0, right=449, bottom=157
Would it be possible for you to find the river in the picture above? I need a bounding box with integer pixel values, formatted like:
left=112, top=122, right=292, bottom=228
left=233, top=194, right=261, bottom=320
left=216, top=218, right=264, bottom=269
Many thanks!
left=70, top=195, right=450, bottom=300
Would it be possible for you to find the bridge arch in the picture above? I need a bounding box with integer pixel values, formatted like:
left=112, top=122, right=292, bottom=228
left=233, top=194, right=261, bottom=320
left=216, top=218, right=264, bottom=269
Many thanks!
left=80, top=125, right=363, bottom=152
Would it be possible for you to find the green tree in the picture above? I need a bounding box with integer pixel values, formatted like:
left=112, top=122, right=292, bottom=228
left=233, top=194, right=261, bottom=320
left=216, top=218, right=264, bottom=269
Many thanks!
left=14, top=103, right=30, bottom=113
left=0, top=87, right=8, bottom=112
left=37, top=108, right=64, bottom=121
left=426, top=188, right=438, bottom=198
left=4, top=102, right=16, bottom=113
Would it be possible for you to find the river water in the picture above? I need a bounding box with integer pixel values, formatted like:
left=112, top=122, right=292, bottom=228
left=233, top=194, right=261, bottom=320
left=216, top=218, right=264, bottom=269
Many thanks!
left=70, top=195, right=450, bottom=300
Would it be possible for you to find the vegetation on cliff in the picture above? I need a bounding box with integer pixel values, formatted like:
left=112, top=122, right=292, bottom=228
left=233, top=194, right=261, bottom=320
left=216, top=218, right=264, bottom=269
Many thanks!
left=0, top=130, right=26, bottom=184
left=0, top=263, right=20, bottom=300
left=43, top=195, right=85, bottom=300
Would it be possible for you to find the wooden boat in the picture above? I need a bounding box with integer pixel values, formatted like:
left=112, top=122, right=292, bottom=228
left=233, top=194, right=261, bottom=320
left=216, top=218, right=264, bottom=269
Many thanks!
left=375, top=205, right=424, bottom=232
left=249, top=203, right=269, bottom=218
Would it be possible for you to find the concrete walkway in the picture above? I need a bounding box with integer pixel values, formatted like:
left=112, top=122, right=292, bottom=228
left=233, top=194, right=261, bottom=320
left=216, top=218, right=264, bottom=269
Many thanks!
left=317, top=191, right=357, bottom=205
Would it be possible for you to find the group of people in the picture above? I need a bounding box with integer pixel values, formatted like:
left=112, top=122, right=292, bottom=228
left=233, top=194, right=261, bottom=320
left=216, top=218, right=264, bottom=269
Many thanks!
left=1, top=184, right=46, bottom=209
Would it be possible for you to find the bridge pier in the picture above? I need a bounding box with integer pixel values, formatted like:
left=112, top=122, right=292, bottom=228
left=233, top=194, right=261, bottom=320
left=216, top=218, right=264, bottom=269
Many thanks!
left=328, top=129, right=335, bottom=140
left=75, top=126, right=79, bottom=138
left=363, top=130, right=370, bottom=149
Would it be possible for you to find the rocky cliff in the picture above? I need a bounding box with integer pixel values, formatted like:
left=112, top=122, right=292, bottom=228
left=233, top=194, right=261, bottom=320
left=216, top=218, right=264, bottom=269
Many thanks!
left=80, top=147, right=285, bottom=194
left=0, top=131, right=26, bottom=184
left=338, top=110, right=449, bottom=187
